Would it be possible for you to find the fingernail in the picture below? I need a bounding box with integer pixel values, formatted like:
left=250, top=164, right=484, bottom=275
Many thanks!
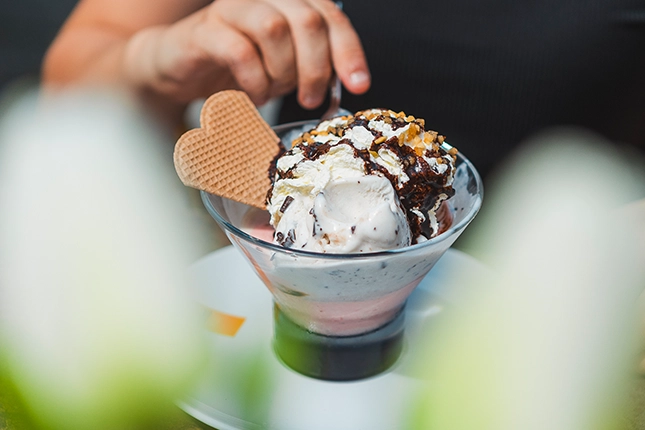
left=302, top=94, right=323, bottom=109
left=349, top=71, right=370, bottom=87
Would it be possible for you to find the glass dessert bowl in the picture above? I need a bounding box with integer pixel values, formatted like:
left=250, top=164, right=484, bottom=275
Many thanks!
left=202, top=120, right=483, bottom=380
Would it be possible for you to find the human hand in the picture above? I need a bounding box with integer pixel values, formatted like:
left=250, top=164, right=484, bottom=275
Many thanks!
left=123, top=0, right=370, bottom=108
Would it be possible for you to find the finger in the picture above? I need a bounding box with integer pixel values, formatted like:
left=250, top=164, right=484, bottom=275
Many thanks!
left=265, top=0, right=334, bottom=109
left=306, top=0, right=370, bottom=94
left=211, top=0, right=297, bottom=96
left=193, top=18, right=272, bottom=105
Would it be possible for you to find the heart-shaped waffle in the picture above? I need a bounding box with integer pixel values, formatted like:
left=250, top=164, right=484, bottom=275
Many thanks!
left=174, top=90, right=281, bottom=209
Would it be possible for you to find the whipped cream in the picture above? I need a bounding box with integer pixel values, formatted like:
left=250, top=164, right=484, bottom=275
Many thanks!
left=268, top=109, right=457, bottom=252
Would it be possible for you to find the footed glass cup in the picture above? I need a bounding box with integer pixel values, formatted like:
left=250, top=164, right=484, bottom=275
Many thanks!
left=202, top=120, right=483, bottom=380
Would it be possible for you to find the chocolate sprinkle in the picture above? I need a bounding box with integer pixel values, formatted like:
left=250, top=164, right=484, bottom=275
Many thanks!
left=279, top=196, right=294, bottom=213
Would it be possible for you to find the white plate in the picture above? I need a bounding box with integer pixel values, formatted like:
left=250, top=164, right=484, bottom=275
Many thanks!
left=179, top=246, right=487, bottom=430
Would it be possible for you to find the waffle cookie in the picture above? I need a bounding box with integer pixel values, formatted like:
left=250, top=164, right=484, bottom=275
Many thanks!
left=174, top=90, right=281, bottom=209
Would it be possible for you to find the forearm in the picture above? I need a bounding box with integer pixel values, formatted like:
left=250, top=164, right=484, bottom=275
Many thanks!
left=43, top=25, right=128, bottom=86
left=42, top=0, right=210, bottom=123
left=43, top=24, right=187, bottom=124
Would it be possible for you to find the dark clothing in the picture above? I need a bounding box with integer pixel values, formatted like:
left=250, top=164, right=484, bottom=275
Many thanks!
left=0, top=0, right=79, bottom=92
left=280, top=0, right=645, bottom=180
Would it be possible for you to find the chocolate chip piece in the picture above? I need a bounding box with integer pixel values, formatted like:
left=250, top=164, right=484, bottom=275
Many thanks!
left=279, top=196, right=294, bottom=213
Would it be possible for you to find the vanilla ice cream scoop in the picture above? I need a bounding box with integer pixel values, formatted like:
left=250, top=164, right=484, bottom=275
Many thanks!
left=267, top=109, right=457, bottom=253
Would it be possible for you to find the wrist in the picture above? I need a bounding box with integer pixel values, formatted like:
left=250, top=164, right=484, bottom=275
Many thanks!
left=122, top=26, right=186, bottom=125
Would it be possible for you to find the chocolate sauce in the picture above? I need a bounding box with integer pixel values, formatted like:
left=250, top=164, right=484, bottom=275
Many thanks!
left=269, top=110, right=456, bottom=243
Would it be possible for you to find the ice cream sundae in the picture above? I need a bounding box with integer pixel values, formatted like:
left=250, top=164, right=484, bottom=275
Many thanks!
left=176, top=91, right=483, bottom=380
left=267, top=109, right=458, bottom=253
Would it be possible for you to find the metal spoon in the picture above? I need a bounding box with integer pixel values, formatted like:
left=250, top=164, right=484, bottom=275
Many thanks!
left=321, top=1, right=351, bottom=120
left=321, top=73, right=351, bottom=120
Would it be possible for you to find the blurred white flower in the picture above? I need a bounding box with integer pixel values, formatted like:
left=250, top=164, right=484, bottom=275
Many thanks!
left=0, top=89, right=208, bottom=429
left=411, top=129, right=645, bottom=430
